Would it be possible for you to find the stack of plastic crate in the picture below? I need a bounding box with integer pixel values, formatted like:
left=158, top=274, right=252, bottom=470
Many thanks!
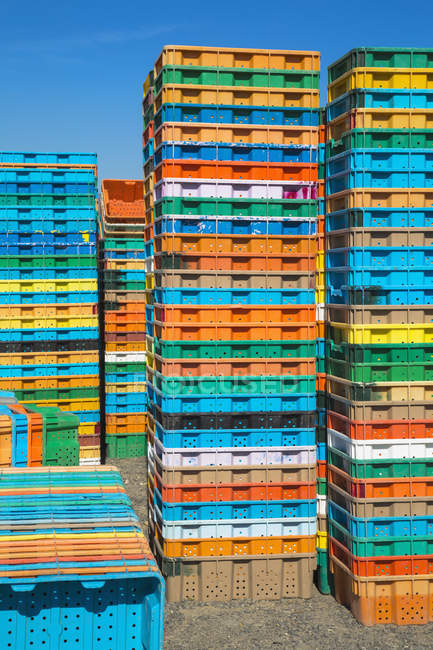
left=326, top=47, right=433, bottom=625
left=100, top=179, right=148, bottom=459
left=315, top=111, right=330, bottom=592
left=145, top=45, right=320, bottom=601
left=0, top=151, right=100, bottom=466
left=0, top=465, right=164, bottom=648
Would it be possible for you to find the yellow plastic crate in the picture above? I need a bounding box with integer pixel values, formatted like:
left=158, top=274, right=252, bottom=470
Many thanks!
left=329, top=322, right=433, bottom=344
left=154, top=85, right=320, bottom=109
left=0, top=316, right=98, bottom=330
left=315, top=288, right=325, bottom=304
left=78, top=422, right=99, bottom=436
left=316, top=531, right=328, bottom=550
left=79, top=446, right=100, bottom=459
left=328, top=67, right=433, bottom=102
left=316, top=251, right=325, bottom=271
left=145, top=274, right=155, bottom=291
left=0, top=279, right=97, bottom=293
left=19, top=398, right=100, bottom=411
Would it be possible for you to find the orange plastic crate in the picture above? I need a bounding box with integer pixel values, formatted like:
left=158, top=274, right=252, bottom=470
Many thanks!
left=10, top=404, right=42, bottom=467
left=327, top=410, right=433, bottom=440
left=101, top=179, right=145, bottom=219
left=328, top=463, right=433, bottom=499
left=331, top=555, right=433, bottom=625
left=155, top=160, right=319, bottom=183
left=154, top=233, right=317, bottom=255
left=153, top=304, right=315, bottom=324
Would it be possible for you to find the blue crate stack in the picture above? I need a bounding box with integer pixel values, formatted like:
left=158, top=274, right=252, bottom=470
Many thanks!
left=0, top=152, right=101, bottom=466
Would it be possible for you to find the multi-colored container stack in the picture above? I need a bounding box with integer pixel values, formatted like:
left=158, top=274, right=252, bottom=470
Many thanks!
left=0, top=151, right=100, bottom=466
left=325, top=47, right=433, bottom=624
left=99, top=179, right=148, bottom=459
left=0, top=466, right=164, bottom=649
left=144, top=45, right=321, bottom=601
left=316, top=110, right=330, bottom=592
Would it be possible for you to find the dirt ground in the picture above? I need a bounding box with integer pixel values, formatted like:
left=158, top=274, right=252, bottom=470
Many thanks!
left=111, top=457, right=433, bottom=649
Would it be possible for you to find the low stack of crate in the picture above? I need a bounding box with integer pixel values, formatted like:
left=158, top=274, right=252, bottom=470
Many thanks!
left=0, top=151, right=100, bottom=466
left=0, top=466, right=164, bottom=648
left=144, top=45, right=320, bottom=601
left=315, top=111, right=330, bottom=592
left=100, top=180, right=147, bottom=459
left=326, top=47, right=433, bottom=625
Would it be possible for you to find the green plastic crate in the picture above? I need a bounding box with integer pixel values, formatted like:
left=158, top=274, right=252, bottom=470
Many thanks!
left=106, top=433, right=147, bottom=458
left=105, top=362, right=146, bottom=374
left=328, top=446, right=433, bottom=479
left=155, top=65, right=320, bottom=94
left=150, top=371, right=316, bottom=396
left=326, top=129, right=433, bottom=158
left=26, top=405, right=80, bottom=466
left=0, top=255, right=97, bottom=269
left=15, top=387, right=99, bottom=402
left=153, top=338, right=316, bottom=360
left=326, top=340, right=433, bottom=364
left=316, top=477, right=327, bottom=495
left=315, top=547, right=332, bottom=595
left=326, top=357, right=433, bottom=382
left=328, top=47, right=433, bottom=84
left=154, top=197, right=318, bottom=219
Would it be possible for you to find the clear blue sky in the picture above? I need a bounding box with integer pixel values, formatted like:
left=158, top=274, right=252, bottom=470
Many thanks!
left=2, top=0, right=432, bottom=180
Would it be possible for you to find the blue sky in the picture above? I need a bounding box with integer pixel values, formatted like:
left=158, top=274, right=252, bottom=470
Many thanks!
left=2, top=0, right=433, bottom=180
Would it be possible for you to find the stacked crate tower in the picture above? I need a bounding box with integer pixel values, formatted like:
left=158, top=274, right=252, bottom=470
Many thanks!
left=316, top=112, right=330, bottom=592
left=100, top=179, right=148, bottom=459
left=144, top=45, right=321, bottom=601
left=325, top=48, right=433, bottom=625
left=0, top=151, right=100, bottom=466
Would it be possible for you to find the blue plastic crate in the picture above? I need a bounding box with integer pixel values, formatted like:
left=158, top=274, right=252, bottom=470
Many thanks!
left=3, top=231, right=97, bottom=245
left=106, top=372, right=147, bottom=384
left=327, top=89, right=433, bottom=122
left=0, top=244, right=97, bottom=256
left=327, top=149, right=433, bottom=174
left=155, top=103, right=319, bottom=127
left=327, top=267, right=433, bottom=289
left=326, top=207, right=433, bottom=230
left=0, top=151, right=97, bottom=165
left=146, top=383, right=317, bottom=414
left=73, top=411, right=100, bottom=424
left=154, top=215, right=317, bottom=237
left=153, top=421, right=316, bottom=448
left=327, top=247, right=433, bottom=269
left=317, top=442, right=327, bottom=462
left=0, top=291, right=98, bottom=305
left=0, top=218, right=97, bottom=233
left=0, top=363, right=99, bottom=378
left=0, top=327, right=99, bottom=342
left=327, top=169, right=433, bottom=194
left=0, top=406, right=28, bottom=467
left=0, top=182, right=97, bottom=195
left=154, top=141, right=318, bottom=165
left=154, top=287, right=315, bottom=306
left=0, top=267, right=97, bottom=280
left=316, top=338, right=326, bottom=358
left=329, top=501, right=433, bottom=538
left=0, top=169, right=97, bottom=183
left=153, top=487, right=317, bottom=521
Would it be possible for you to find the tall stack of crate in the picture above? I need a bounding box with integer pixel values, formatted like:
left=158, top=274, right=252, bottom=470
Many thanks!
left=144, top=45, right=320, bottom=601
left=316, top=111, right=330, bottom=592
left=325, top=48, right=433, bottom=625
left=0, top=151, right=100, bottom=466
left=100, top=179, right=148, bottom=459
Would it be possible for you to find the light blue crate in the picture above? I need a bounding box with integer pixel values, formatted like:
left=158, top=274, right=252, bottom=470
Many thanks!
left=327, top=149, right=433, bottom=173
left=153, top=422, right=316, bottom=448
left=0, top=327, right=99, bottom=342
left=328, top=285, right=433, bottom=306
left=326, top=207, right=433, bottom=230
left=154, top=288, right=315, bottom=306
left=0, top=363, right=99, bottom=378
left=146, top=383, right=317, bottom=414
left=0, top=291, right=98, bottom=305
left=327, top=247, right=433, bottom=269
left=327, top=267, right=433, bottom=289
left=0, top=151, right=97, bottom=165
left=327, top=169, right=433, bottom=194
left=327, top=89, right=433, bottom=122
left=329, top=501, right=433, bottom=538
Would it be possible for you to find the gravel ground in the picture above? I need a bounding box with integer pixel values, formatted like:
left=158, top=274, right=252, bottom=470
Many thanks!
left=111, top=457, right=433, bottom=649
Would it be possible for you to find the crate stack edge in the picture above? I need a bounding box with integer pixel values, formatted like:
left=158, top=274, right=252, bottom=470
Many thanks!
left=326, top=47, right=433, bottom=625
